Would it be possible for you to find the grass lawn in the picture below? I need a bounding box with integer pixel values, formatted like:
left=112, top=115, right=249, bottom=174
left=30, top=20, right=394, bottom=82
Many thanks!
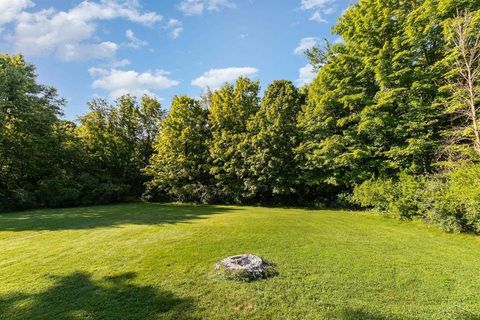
left=1, top=203, right=480, bottom=319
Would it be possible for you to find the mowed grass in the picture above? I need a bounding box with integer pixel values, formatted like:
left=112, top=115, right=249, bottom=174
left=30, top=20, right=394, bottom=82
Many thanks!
left=1, top=204, right=480, bottom=319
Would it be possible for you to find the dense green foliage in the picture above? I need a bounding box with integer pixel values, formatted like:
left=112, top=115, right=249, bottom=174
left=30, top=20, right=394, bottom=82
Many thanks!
left=208, top=77, right=260, bottom=203
left=298, top=0, right=464, bottom=189
left=243, top=80, right=303, bottom=201
left=352, top=172, right=427, bottom=220
left=0, top=54, right=69, bottom=210
left=2, top=203, right=480, bottom=319
left=144, top=96, right=210, bottom=203
left=349, top=0, right=480, bottom=233
left=353, top=164, right=480, bottom=233
left=0, top=55, right=165, bottom=211
left=76, top=95, right=164, bottom=202
left=1, top=0, right=480, bottom=234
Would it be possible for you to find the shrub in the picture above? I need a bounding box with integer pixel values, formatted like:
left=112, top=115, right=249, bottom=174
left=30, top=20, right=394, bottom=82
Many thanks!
left=9, top=188, right=37, bottom=211
left=425, top=165, right=480, bottom=233
left=95, top=182, right=129, bottom=204
left=352, top=173, right=426, bottom=219
left=37, top=176, right=81, bottom=208
left=76, top=174, right=130, bottom=205
left=353, top=165, right=480, bottom=234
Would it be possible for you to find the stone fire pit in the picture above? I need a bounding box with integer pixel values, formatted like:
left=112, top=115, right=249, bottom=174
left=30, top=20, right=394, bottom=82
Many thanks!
left=214, top=254, right=277, bottom=281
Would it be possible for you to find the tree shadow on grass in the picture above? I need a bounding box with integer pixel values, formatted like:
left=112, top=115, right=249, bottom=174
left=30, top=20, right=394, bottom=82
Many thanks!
left=0, top=271, right=197, bottom=320
left=0, top=203, right=238, bottom=232
left=459, top=313, right=480, bottom=320
left=337, top=307, right=480, bottom=320
left=338, top=307, right=403, bottom=320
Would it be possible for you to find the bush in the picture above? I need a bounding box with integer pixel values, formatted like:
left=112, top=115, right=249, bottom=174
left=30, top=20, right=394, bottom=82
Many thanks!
left=76, top=174, right=130, bottom=206
left=352, top=172, right=426, bottom=219
left=353, top=165, right=480, bottom=234
left=425, top=165, right=480, bottom=233
left=143, top=181, right=215, bottom=204
left=8, top=188, right=37, bottom=211
left=92, top=181, right=130, bottom=204
left=37, top=176, right=81, bottom=208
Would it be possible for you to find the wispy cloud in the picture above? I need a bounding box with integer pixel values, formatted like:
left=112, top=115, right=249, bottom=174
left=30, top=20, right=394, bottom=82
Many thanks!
left=294, top=37, right=319, bottom=55
left=125, top=29, right=148, bottom=49
left=166, top=19, right=183, bottom=39
left=58, top=42, right=119, bottom=61
left=299, top=0, right=337, bottom=24
left=110, top=58, right=131, bottom=68
left=300, top=0, right=335, bottom=10
left=178, top=0, right=236, bottom=16
left=309, top=11, right=327, bottom=23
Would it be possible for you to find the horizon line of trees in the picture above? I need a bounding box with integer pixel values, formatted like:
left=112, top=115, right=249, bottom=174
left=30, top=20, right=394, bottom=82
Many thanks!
left=1, top=0, right=480, bottom=233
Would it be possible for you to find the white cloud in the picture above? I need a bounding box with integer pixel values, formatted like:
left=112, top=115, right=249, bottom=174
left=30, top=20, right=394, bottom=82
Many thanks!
left=11, top=0, right=161, bottom=61
left=111, top=58, right=131, bottom=68
left=126, top=29, right=134, bottom=39
left=309, top=11, right=327, bottom=23
left=300, top=0, right=336, bottom=23
left=58, top=41, right=118, bottom=61
left=178, top=0, right=235, bottom=16
left=125, top=29, right=148, bottom=49
left=300, top=0, right=335, bottom=10
left=178, top=0, right=203, bottom=15
left=90, top=68, right=179, bottom=98
left=170, top=27, right=183, bottom=39
left=0, top=0, right=33, bottom=28
left=166, top=19, right=183, bottom=39
left=296, top=64, right=316, bottom=86
left=322, top=7, right=336, bottom=14
left=88, top=67, right=111, bottom=77
left=192, top=67, right=258, bottom=90
left=294, top=37, right=319, bottom=55
left=206, top=0, right=236, bottom=11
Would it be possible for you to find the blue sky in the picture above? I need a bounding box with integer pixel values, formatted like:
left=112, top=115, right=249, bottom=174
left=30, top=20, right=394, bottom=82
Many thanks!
left=0, top=0, right=353, bottom=119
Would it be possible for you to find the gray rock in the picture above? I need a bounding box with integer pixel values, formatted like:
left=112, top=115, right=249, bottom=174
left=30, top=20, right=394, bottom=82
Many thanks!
left=214, top=254, right=277, bottom=281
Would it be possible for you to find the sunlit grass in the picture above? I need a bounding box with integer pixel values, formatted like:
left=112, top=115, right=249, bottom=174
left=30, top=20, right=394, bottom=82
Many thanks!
left=1, top=203, right=480, bottom=319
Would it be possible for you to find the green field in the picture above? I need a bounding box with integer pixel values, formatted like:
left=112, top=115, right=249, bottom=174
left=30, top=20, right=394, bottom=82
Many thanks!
left=1, top=203, right=480, bottom=319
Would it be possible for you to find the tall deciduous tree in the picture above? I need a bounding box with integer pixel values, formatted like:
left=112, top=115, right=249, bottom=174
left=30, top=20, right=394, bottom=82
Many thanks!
left=244, top=80, right=303, bottom=202
left=145, top=96, right=210, bottom=202
left=76, top=94, right=164, bottom=200
left=0, top=54, right=66, bottom=209
left=442, top=10, right=480, bottom=160
left=208, top=77, right=260, bottom=203
left=139, top=95, right=164, bottom=164
left=296, top=0, right=472, bottom=193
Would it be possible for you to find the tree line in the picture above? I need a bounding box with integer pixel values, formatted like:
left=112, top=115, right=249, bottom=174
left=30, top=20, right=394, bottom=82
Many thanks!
left=1, top=0, right=479, bottom=232
left=0, top=56, right=164, bottom=210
